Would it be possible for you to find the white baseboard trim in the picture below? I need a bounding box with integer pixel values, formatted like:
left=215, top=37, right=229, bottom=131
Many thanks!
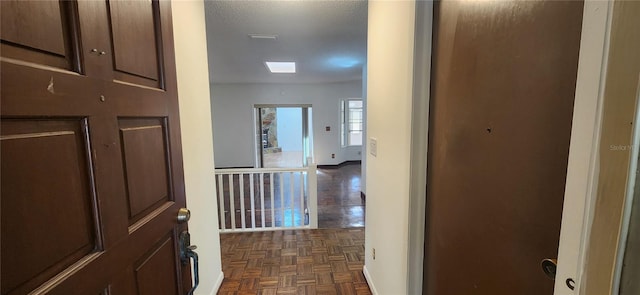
left=363, top=265, right=379, bottom=295
left=204, top=271, right=224, bottom=295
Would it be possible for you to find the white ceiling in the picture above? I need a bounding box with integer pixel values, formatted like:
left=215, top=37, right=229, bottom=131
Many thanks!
left=203, top=0, right=368, bottom=84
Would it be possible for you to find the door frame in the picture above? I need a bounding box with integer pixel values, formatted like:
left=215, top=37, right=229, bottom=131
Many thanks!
left=406, top=0, right=433, bottom=294
left=614, top=76, right=640, bottom=295
left=252, top=104, right=313, bottom=168
left=553, top=1, right=612, bottom=294
left=407, top=1, right=613, bottom=294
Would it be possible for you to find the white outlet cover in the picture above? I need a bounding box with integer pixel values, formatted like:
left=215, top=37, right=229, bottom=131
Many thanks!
left=369, top=137, right=377, bottom=157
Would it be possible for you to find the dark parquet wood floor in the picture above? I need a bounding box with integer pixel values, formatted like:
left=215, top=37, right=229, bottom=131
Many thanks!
left=317, top=163, right=364, bottom=228
left=218, top=228, right=371, bottom=295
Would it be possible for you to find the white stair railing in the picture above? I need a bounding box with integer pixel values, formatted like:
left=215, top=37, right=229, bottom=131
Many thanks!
left=214, top=161, right=317, bottom=232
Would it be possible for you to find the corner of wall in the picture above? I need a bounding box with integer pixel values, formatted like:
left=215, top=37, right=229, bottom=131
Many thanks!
left=172, top=2, right=223, bottom=295
left=361, top=64, right=368, bottom=195
left=363, top=265, right=379, bottom=295
left=209, top=271, right=224, bottom=295
left=364, top=1, right=416, bottom=294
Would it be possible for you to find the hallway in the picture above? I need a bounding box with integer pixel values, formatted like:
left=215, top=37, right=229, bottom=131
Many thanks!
left=217, top=228, right=370, bottom=295
left=217, top=163, right=369, bottom=294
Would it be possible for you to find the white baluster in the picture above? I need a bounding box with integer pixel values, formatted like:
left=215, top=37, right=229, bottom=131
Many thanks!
left=280, top=172, right=285, bottom=227
left=299, top=171, right=304, bottom=227
left=308, top=160, right=318, bottom=229
left=239, top=173, right=246, bottom=229
left=290, top=172, right=294, bottom=227
left=250, top=173, right=256, bottom=229
left=229, top=174, right=236, bottom=230
left=217, top=173, right=225, bottom=231
left=270, top=172, right=275, bottom=228
left=260, top=173, right=265, bottom=228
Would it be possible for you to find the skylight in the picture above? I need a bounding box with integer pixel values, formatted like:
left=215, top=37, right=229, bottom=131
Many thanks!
left=249, top=34, right=278, bottom=40
left=265, top=62, right=296, bottom=73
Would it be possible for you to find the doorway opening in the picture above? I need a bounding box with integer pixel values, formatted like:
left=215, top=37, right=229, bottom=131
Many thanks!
left=254, top=105, right=313, bottom=168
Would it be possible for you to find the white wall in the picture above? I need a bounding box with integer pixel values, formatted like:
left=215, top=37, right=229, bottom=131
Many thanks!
left=172, top=2, right=224, bottom=294
left=210, top=81, right=363, bottom=167
left=363, top=1, right=416, bottom=294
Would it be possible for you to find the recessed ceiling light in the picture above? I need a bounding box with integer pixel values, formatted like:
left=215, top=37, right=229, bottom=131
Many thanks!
left=265, top=62, right=296, bottom=73
left=249, top=34, right=278, bottom=40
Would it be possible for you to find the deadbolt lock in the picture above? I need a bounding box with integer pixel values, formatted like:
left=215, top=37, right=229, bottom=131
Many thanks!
left=541, top=258, right=557, bottom=279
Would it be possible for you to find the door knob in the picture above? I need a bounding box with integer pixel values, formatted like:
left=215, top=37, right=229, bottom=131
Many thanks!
left=541, top=258, right=557, bottom=279
left=177, top=208, right=191, bottom=223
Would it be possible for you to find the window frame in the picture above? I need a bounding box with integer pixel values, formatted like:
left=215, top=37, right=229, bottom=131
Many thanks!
left=341, top=98, right=363, bottom=147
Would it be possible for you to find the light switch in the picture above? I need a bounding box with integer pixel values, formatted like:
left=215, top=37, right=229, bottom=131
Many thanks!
left=369, top=137, right=377, bottom=157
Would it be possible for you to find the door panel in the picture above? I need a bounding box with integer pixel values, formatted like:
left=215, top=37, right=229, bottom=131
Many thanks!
left=107, top=266, right=137, bottom=295
left=424, top=1, right=583, bottom=294
left=1, top=119, right=99, bottom=294
left=1, top=0, right=66, bottom=54
left=108, top=0, right=163, bottom=88
left=119, top=118, right=171, bottom=224
left=134, top=236, right=179, bottom=295
left=0, top=0, right=79, bottom=70
left=1, top=1, right=190, bottom=294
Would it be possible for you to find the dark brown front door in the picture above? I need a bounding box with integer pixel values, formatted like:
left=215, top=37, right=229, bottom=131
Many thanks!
left=1, top=1, right=192, bottom=294
left=424, top=1, right=583, bottom=294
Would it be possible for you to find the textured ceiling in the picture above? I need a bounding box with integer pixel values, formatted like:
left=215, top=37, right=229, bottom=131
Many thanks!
left=204, top=0, right=368, bottom=84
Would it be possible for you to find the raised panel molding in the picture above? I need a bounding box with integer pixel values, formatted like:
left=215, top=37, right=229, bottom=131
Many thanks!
left=0, top=0, right=80, bottom=71
left=134, top=235, right=179, bottom=295
left=1, top=0, right=66, bottom=54
left=119, top=118, right=172, bottom=225
left=108, top=0, right=163, bottom=88
left=0, top=118, right=99, bottom=294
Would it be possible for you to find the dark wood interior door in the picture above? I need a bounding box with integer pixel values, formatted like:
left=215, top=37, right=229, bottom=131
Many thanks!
left=424, top=1, right=583, bottom=294
left=1, top=1, right=192, bottom=294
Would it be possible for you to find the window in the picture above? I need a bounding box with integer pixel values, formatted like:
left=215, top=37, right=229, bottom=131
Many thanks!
left=341, top=99, right=363, bottom=146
